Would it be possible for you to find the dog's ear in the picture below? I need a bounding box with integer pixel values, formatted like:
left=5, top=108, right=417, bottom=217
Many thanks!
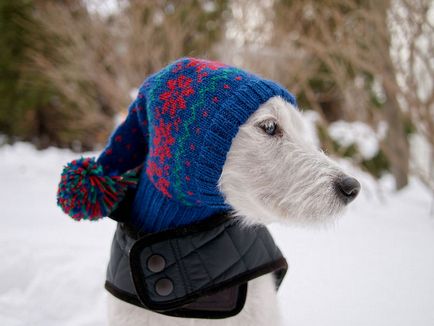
left=57, top=94, right=149, bottom=221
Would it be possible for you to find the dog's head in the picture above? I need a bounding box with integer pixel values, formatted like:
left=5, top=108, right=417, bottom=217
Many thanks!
left=219, top=96, right=360, bottom=226
left=57, top=58, right=359, bottom=231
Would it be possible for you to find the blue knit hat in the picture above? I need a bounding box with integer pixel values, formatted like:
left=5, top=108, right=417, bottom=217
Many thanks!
left=57, top=58, right=296, bottom=232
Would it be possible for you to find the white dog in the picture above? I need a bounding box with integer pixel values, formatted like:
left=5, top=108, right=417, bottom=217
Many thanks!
left=107, top=96, right=360, bottom=326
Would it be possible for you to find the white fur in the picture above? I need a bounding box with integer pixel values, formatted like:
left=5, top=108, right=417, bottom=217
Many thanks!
left=108, top=96, right=357, bottom=326
left=219, top=97, right=347, bottom=227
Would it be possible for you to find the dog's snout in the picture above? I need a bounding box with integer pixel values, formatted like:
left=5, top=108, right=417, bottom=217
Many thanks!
left=335, top=176, right=360, bottom=204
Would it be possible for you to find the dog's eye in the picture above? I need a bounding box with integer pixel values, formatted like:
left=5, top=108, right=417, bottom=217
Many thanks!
left=258, top=120, right=280, bottom=136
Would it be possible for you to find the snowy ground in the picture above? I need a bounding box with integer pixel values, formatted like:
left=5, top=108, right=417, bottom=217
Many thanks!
left=1, top=143, right=433, bottom=326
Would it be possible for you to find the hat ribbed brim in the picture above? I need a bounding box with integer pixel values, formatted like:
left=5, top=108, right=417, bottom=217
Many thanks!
left=195, top=79, right=297, bottom=207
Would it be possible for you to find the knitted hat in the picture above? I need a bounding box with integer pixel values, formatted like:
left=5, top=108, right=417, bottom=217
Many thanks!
left=57, top=58, right=296, bottom=232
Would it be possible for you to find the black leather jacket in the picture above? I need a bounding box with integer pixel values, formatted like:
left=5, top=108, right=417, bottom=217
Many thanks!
left=105, top=195, right=288, bottom=319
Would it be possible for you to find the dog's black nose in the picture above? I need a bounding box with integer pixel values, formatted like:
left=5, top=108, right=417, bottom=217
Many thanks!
left=335, top=176, right=360, bottom=204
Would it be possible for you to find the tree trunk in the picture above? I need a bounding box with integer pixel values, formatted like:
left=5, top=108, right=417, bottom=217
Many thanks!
left=375, top=0, right=409, bottom=190
left=382, top=83, right=410, bottom=189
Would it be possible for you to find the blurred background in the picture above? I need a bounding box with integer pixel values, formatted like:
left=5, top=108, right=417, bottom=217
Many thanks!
left=0, top=1, right=433, bottom=326
left=1, top=0, right=433, bottom=191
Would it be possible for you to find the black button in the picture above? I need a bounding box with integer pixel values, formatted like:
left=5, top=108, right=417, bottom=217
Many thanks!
left=147, top=254, right=166, bottom=273
left=155, top=278, right=173, bottom=296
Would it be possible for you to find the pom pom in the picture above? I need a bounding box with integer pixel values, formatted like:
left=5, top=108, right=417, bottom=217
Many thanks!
left=57, top=157, right=139, bottom=221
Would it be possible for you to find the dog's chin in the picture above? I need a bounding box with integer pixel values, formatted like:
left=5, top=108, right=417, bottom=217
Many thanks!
left=226, top=190, right=348, bottom=228
left=252, top=194, right=348, bottom=228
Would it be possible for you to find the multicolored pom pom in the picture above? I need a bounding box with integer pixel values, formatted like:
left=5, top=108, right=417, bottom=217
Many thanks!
left=57, top=157, right=139, bottom=221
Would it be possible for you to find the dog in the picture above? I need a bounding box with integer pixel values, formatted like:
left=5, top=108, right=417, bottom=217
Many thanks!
left=106, top=96, right=361, bottom=326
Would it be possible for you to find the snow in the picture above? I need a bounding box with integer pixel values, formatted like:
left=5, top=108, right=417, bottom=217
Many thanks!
left=328, top=121, right=386, bottom=160
left=1, top=143, right=434, bottom=326
left=85, top=0, right=123, bottom=17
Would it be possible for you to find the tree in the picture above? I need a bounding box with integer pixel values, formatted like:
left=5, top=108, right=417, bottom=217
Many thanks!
left=0, top=0, right=114, bottom=150
left=0, top=0, right=46, bottom=141
left=2, top=0, right=229, bottom=150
